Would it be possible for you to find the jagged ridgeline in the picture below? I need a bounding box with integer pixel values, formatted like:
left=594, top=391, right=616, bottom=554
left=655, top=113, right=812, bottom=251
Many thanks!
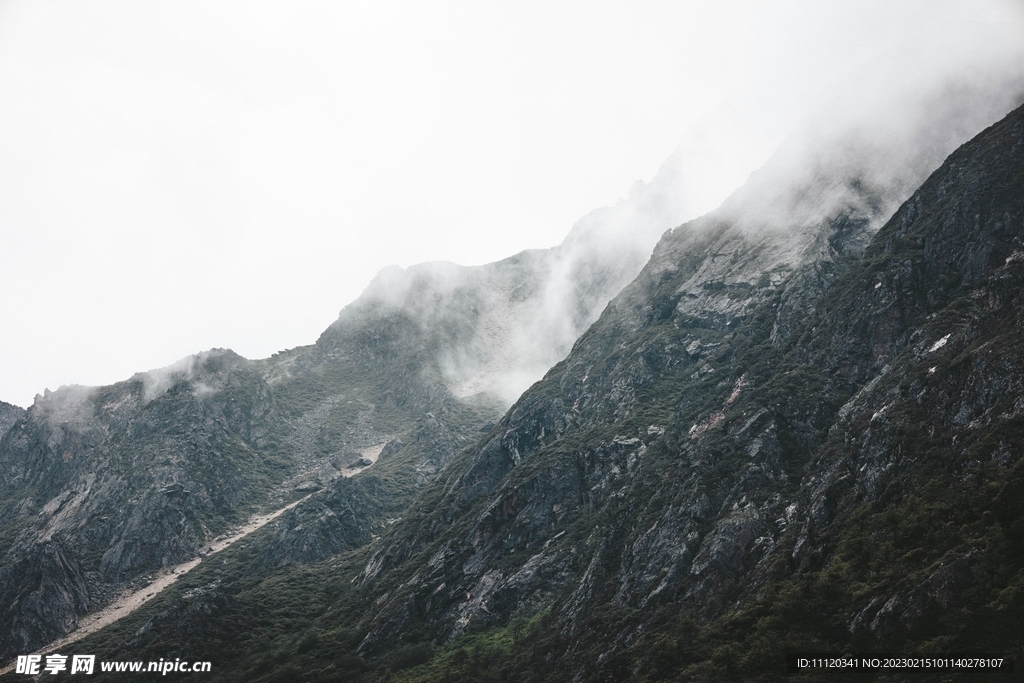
left=20, top=92, right=1022, bottom=683
left=0, top=298, right=509, bottom=660
left=0, top=113, right=690, bottom=664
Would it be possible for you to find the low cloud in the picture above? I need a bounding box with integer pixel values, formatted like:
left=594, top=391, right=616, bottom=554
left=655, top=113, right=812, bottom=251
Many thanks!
left=345, top=23, right=1024, bottom=407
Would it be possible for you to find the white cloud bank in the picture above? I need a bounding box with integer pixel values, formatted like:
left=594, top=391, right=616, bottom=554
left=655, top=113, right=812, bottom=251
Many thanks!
left=0, top=0, right=1022, bottom=406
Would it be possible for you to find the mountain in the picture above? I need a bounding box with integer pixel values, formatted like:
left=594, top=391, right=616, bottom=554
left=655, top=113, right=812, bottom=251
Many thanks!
left=11, top=94, right=1020, bottom=683
left=0, top=104, right=705, bottom=661
left=341, top=100, right=1024, bottom=675
left=2, top=64, right=1024, bottom=681
left=0, top=311, right=501, bottom=660
left=0, top=403, right=23, bottom=442
left=0, top=73, right=774, bottom=663
left=320, top=149, right=702, bottom=409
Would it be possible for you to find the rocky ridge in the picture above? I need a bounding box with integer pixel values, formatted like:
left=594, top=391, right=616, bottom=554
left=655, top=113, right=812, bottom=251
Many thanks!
left=0, top=110, right=728, bottom=661
left=3, top=77, right=1024, bottom=683
left=0, top=305, right=501, bottom=659
left=341, top=101, right=1024, bottom=677
left=0, top=403, right=23, bottom=441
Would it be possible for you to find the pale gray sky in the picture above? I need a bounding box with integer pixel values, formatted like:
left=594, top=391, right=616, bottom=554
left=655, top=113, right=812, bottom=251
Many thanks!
left=1, top=0, right=1022, bottom=407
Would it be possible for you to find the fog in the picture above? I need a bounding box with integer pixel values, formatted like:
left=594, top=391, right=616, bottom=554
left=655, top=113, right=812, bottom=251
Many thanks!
left=1, top=1, right=1022, bottom=406
left=344, top=70, right=1024, bottom=407
left=343, top=9, right=1024, bottom=406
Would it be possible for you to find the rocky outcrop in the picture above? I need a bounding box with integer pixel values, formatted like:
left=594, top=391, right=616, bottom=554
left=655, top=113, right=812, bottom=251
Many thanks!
left=0, top=542, right=88, bottom=660
left=256, top=477, right=380, bottom=568
left=347, top=101, right=1024, bottom=677
left=0, top=278, right=503, bottom=660
left=0, top=402, right=23, bottom=442
left=0, top=332, right=500, bottom=657
left=4, top=67, right=1024, bottom=683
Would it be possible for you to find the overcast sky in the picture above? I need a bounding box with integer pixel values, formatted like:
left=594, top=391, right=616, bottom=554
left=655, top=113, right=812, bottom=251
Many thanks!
left=1, top=1, right=1022, bottom=407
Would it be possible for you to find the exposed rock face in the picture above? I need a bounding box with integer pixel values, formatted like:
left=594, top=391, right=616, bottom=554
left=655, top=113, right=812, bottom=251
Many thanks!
left=2, top=150, right=683, bottom=656
left=0, top=542, right=88, bottom=660
left=256, top=477, right=379, bottom=568
left=318, top=243, right=645, bottom=410
left=346, top=101, right=1024, bottom=677
left=0, top=353, right=287, bottom=658
left=0, top=310, right=501, bottom=657
left=4, top=74, right=1024, bottom=682
left=0, top=353, right=279, bottom=575
left=316, top=133, right=726, bottom=410
left=0, top=402, right=24, bottom=441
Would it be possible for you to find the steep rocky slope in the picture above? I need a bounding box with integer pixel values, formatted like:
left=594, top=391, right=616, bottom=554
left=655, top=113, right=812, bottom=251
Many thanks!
left=346, top=96, right=1024, bottom=655
left=0, top=117, right=722, bottom=660
left=0, top=295, right=503, bottom=659
left=0, top=403, right=22, bottom=441
left=321, top=214, right=666, bottom=409
left=319, top=78, right=1022, bottom=411
left=0, top=352, right=289, bottom=659
left=338, top=101, right=1024, bottom=680
left=48, top=99, right=1024, bottom=683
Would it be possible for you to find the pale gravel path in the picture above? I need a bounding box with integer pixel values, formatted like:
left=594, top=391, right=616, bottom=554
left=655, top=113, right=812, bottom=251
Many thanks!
left=0, top=494, right=313, bottom=675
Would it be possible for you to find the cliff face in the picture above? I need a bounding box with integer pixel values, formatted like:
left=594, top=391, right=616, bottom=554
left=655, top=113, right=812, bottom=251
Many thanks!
left=3, top=85, right=1024, bottom=682
left=16, top=100, right=1022, bottom=683
left=314, top=221, right=664, bottom=410
left=338, top=103, right=1024, bottom=677
left=0, top=403, right=23, bottom=442
left=0, top=141, right=694, bottom=659
left=0, top=300, right=503, bottom=658
left=0, top=353, right=287, bottom=658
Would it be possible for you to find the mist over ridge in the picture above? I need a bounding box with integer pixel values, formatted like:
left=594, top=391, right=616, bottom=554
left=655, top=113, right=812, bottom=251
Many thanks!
left=4, top=1, right=1024, bottom=411
left=7, top=91, right=1021, bottom=682
left=2, top=7, right=1024, bottom=672
left=18, top=46, right=1024, bottom=420
left=323, top=55, right=1024, bottom=410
